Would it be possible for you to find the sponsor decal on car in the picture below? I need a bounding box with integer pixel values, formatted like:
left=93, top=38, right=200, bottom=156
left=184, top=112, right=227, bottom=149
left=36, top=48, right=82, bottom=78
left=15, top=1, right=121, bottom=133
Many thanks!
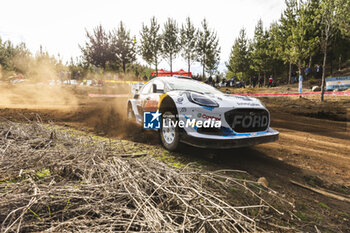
left=143, top=111, right=221, bottom=129
left=163, top=117, right=221, bottom=129
left=236, top=102, right=261, bottom=107
left=144, top=100, right=159, bottom=112
left=143, top=111, right=161, bottom=129
left=197, top=113, right=221, bottom=121
left=232, top=114, right=268, bottom=128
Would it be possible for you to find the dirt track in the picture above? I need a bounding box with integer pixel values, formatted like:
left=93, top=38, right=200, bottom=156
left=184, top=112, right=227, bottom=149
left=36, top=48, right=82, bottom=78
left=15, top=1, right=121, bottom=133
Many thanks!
left=0, top=85, right=349, bottom=231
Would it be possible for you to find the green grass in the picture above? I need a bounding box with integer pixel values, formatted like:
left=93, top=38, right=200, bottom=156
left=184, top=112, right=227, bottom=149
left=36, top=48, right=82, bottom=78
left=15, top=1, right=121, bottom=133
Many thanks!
left=171, top=162, right=185, bottom=168
left=28, top=208, right=42, bottom=221
left=36, top=168, right=51, bottom=178
left=314, top=212, right=323, bottom=222
left=319, top=202, right=330, bottom=210
left=295, top=211, right=308, bottom=221
left=338, top=211, right=350, bottom=218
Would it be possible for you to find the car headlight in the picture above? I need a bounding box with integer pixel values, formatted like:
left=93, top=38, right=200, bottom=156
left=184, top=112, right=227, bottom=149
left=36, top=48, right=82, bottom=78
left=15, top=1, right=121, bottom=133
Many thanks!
left=187, top=92, right=219, bottom=107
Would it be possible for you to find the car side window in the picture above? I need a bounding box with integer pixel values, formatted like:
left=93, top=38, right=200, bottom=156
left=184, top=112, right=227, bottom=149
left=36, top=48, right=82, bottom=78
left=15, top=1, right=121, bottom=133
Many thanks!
left=153, top=80, right=165, bottom=93
left=141, top=82, right=152, bottom=95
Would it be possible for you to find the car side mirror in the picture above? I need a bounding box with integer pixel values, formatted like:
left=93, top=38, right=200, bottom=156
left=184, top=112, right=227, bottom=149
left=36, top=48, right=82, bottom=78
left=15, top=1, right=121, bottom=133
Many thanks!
left=152, top=84, right=157, bottom=93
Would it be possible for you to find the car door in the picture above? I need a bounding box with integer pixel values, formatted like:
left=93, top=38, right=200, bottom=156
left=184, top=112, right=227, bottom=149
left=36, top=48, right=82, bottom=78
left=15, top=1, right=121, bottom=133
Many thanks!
left=142, top=79, right=166, bottom=112
left=137, top=81, right=153, bottom=115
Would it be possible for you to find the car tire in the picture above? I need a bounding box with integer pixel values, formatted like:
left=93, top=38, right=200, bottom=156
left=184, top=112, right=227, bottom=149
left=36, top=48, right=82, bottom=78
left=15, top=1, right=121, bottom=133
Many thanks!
left=127, top=103, right=135, bottom=122
left=160, top=111, right=181, bottom=151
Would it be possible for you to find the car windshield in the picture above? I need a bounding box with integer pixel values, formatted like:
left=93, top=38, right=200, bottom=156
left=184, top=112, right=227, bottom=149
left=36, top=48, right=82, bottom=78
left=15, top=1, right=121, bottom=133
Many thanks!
left=165, top=78, right=222, bottom=95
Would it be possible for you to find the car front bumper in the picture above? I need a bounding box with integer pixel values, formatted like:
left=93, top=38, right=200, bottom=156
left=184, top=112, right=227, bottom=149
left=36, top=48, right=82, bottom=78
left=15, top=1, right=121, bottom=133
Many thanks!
left=180, top=128, right=279, bottom=149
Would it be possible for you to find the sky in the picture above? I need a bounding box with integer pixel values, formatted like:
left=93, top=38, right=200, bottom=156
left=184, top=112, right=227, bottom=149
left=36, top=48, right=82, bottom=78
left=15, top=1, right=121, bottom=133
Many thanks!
left=0, top=0, right=286, bottom=74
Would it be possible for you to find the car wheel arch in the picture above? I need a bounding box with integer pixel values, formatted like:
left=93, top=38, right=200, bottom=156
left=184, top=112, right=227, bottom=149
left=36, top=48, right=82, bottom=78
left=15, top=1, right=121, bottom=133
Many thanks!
left=159, top=95, right=178, bottom=116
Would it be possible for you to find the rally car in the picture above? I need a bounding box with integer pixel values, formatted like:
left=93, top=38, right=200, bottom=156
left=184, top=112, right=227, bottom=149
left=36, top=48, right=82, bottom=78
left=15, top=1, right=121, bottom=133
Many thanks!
left=127, top=76, right=279, bottom=151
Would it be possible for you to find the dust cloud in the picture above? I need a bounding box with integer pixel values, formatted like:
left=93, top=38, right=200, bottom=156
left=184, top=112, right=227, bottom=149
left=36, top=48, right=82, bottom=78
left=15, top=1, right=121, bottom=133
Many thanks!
left=0, top=55, right=78, bottom=110
left=0, top=55, right=145, bottom=140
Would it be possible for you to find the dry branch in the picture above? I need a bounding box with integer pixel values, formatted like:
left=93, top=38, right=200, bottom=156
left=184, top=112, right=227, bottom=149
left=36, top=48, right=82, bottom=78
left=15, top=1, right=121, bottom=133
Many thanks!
left=0, top=121, right=294, bottom=232
left=290, top=179, right=350, bottom=203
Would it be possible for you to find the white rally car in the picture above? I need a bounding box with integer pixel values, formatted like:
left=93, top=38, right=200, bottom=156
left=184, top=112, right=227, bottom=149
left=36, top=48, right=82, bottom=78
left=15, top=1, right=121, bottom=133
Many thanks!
left=127, top=76, right=279, bottom=151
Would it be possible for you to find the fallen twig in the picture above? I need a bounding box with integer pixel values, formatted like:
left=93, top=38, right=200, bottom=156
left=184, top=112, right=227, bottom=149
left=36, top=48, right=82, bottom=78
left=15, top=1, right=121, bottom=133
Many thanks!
left=290, top=179, right=350, bottom=203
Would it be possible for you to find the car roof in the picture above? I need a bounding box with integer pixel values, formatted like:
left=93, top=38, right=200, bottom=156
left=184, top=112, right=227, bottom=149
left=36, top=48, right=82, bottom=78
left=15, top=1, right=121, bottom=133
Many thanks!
left=154, top=76, right=193, bottom=82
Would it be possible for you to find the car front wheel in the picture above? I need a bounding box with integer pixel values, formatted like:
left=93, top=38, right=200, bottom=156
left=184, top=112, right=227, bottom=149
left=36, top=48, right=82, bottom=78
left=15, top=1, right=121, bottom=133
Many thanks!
left=160, top=111, right=181, bottom=151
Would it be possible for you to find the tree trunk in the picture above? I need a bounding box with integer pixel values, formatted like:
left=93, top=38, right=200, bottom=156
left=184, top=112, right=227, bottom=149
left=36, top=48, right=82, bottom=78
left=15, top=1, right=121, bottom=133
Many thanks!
left=155, top=57, right=158, bottom=77
left=258, top=73, right=261, bottom=87
left=263, top=72, right=266, bottom=86
left=202, top=56, right=206, bottom=79
left=298, top=66, right=303, bottom=98
left=288, top=62, right=292, bottom=84
left=170, top=55, right=173, bottom=76
left=123, top=61, right=126, bottom=73
left=308, top=55, right=312, bottom=69
left=330, top=53, right=333, bottom=75
left=202, top=64, right=205, bottom=79
left=188, top=57, right=191, bottom=77
left=321, top=41, right=327, bottom=102
left=338, top=54, right=342, bottom=71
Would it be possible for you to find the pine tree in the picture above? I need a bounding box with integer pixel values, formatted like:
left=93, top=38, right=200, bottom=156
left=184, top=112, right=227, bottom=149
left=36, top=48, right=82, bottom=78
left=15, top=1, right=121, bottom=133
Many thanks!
left=180, top=17, right=197, bottom=76
left=227, top=28, right=249, bottom=82
left=332, top=31, right=350, bottom=72
left=140, top=17, right=162, bottom=76
left=335, top=0, right=350, bottom=38
left=304, top=0, right=321, bottom=68
left=318, top=0, right=339, bottom=101
left=196, top=19, right=220, bottom=78
left=162, top=18, right=180, bottom=76
left=330, top=0, right=350, bottom=73
left=250, top=19, right=268, bottom=85
left=267, top=22, right=285, bottom=81
left=80, top=25, right=114, bottom=70
left=205, top=38, right=220, bottom=76
left=279, top=0, right=298, bottom=83
left=111, top=21, right=136, bottom=73
left=289, top=1, right=318, bottom=80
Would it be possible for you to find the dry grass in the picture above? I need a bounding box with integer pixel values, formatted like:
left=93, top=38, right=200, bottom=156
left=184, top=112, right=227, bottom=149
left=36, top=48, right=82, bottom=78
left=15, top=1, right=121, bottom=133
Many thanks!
left=0, top=118, right=296, bottom=232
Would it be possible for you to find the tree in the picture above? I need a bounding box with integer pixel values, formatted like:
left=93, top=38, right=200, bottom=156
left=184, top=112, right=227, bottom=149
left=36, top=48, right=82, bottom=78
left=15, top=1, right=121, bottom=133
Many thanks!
left=161, top=18, right=180, bottom=75
left=196, top=19, right=220, bottom=78
left=318, top=0, right=339, bottom=101
left=205, top=41, right=220, bottom=76
left=10, top=42, right=32, bottom=74
left=267, top=22, right=285, bottom=81
left=332, top=32, right=350, bottom=72
left=303, top=0, right=321, bottom=68
left=278, top=0, right=298, bottom=83
left=80, top=25, right=114, bottom=70
left=250, top=19, right=269, bottom=85
left=0, top=39, right=17, bottom=70
left=289, top=0, right=319, bottom=80
left=330, top=0, right=350, bottom=72
left=111, top=22, right=137, bottom=73
left=0, top=38, right=31, bottom=74
left=335, top=0, right=350, bottom=38
left=274, top=0, right=319, bottom=85
left=180, top=17, right=197, bottom=76
left=140, top=17, right=162, bottom=76
left=227, top=28, right=249, bottom=82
